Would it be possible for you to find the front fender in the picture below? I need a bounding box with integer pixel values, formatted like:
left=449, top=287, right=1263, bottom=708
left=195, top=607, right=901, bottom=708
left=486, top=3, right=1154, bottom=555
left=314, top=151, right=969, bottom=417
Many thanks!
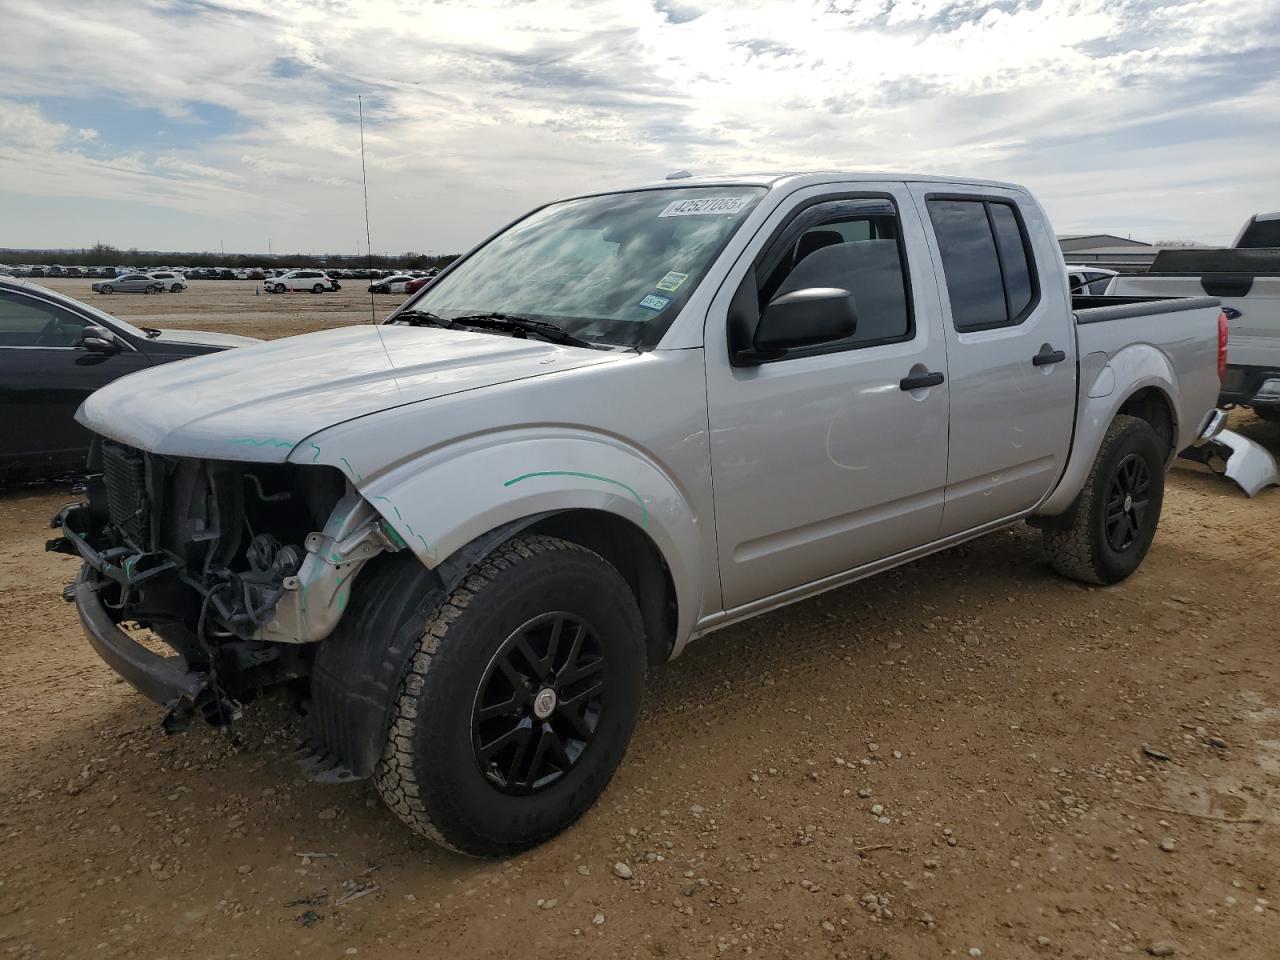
left=292, top=431, right=705, bottom=646
left=1037, top=342, right=1181, bottom=516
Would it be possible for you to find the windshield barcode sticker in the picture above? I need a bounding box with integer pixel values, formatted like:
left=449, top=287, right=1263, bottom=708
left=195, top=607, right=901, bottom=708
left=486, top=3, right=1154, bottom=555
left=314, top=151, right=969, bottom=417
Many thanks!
left=658, top=196, right=750, bottom=218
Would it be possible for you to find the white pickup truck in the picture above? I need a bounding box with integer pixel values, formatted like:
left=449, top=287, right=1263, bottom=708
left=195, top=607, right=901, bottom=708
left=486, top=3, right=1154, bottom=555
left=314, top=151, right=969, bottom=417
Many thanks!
left=1107, top=214, right=1280, bottom=419
left=51, top=172, right=1225, bottom=856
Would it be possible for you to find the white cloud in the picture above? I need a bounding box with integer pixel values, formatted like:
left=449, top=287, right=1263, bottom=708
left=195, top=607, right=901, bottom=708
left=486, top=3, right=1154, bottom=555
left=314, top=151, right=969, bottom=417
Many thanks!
left=0, top=0, right=1277, bottom=250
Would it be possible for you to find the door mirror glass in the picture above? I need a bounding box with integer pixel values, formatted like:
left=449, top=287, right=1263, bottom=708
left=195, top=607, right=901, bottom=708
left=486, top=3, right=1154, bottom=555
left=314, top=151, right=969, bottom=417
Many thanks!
left=78, top=325, right=119, bottom=353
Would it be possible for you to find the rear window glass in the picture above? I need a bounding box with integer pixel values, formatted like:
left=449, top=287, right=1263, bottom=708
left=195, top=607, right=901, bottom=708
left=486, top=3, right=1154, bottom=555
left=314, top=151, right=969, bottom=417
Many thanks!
left=927, top=199, right=1006, bottom=332
left=989, top=203, right=1034, bottom=320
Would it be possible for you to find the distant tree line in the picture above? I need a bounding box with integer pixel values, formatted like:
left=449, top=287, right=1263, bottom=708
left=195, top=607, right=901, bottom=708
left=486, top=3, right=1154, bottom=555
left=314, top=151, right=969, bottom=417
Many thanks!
left=0, top=243, right=459, bottom=271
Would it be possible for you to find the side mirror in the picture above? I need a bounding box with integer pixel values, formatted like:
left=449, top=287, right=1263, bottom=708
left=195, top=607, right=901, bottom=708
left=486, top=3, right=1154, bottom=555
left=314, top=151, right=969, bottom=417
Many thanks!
left=734, top=288, right=857, bottom=365
left=78, top=325, right=120, bottom=353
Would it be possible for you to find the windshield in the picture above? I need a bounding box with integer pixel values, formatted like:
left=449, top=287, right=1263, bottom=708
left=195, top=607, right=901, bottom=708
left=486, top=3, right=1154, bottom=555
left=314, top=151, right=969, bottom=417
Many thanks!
left=400, top=185, right=767, bottom=347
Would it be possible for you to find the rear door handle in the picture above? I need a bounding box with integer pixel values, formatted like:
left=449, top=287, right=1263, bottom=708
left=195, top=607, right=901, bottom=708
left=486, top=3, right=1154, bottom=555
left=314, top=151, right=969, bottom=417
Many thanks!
left=899, top=371, right=944, bottom=391
left=1032, top=347, right=1067, bottom=366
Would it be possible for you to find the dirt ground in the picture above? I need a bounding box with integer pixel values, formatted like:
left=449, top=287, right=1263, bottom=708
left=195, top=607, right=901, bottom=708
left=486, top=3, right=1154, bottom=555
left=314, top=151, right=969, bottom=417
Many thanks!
left=2, top=288, right=1278, bottom=959
left=35, top=277, right=409, bottom=340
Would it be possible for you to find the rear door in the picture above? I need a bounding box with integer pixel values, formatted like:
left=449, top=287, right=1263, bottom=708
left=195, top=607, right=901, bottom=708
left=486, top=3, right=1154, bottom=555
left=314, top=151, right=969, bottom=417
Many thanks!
left=909, top=185, right=1076, bottom=537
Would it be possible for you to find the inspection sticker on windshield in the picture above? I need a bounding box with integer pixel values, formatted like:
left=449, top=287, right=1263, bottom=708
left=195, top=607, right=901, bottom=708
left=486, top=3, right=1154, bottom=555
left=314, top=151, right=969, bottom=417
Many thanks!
left=658, top=196, right=750, bottom=218
left=638, top=294, right=671, bottom=311
left=655, top=271, right=689, bottom=292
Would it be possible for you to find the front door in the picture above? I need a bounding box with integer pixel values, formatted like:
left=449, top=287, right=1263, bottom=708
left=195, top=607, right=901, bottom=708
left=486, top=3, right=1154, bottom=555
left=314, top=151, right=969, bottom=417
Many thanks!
left=909, top=186, right=1076, bottom=536
left=705, top=184, right=950, bottom=611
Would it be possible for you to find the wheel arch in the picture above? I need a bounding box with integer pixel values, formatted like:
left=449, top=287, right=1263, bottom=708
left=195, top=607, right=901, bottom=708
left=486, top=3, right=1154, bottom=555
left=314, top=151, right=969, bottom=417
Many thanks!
left=293, top=431, right=706, bottom=653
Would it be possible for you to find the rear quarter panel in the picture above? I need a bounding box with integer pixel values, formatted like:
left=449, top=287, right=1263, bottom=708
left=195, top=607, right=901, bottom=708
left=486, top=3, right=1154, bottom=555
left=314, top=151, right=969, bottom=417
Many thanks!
left=1037, top=302, right=1220, bottom=515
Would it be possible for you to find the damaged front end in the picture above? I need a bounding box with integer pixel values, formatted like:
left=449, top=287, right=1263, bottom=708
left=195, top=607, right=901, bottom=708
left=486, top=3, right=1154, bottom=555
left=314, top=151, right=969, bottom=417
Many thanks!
left=49, top=438, right=401, bottom=733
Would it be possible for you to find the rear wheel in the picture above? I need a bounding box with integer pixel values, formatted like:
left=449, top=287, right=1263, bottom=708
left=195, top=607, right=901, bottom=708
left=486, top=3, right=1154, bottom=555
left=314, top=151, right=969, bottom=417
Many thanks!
left=170, top=283, right=183, bottom=293
left=374, top=534, right=646, bottom=856
left=1041, top=414, right=1165, bottom=585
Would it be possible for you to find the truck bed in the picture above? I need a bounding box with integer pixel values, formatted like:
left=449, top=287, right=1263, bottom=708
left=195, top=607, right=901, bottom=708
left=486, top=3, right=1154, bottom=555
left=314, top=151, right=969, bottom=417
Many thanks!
left=1069, top=294, right=1222, bottom=455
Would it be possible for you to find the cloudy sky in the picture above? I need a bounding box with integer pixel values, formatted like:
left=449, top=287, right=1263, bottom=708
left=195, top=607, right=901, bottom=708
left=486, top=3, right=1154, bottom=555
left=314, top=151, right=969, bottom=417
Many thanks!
left=1, top=0, right=1277, bottom=255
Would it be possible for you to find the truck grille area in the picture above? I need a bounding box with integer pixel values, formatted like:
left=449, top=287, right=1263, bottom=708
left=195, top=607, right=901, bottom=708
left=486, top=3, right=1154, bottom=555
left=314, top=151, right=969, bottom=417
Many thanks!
left=101, top=442, right=151, bottom=546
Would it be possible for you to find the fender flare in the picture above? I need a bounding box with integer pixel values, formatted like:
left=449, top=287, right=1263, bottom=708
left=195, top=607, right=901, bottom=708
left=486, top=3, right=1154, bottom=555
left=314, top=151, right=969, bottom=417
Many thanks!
left=1037, top=343, right=1181, bottom=516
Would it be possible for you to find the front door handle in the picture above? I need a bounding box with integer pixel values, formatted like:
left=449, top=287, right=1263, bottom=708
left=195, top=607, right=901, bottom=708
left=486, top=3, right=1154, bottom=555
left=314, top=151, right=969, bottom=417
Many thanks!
left=900, top=371, right=944, bottom=391
left=1032, top=347, right=1067, bottom=366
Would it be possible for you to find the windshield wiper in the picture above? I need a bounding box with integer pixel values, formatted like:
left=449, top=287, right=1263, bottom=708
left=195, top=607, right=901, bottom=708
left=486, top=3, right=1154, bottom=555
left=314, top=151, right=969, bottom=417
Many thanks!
left=450, top=313, right=597, bottom=349
left=390, top=309, right=457, bottom=329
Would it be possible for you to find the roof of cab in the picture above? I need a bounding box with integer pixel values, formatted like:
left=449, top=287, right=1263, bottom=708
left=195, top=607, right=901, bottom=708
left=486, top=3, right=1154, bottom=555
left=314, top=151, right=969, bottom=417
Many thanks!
left=631, top=170, right=1026, bottom=192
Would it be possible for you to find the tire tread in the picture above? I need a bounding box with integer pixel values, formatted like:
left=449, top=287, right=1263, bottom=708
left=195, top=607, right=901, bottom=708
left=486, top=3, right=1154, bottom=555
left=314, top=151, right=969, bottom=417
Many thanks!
left=374, top=534, right=619, bottom=854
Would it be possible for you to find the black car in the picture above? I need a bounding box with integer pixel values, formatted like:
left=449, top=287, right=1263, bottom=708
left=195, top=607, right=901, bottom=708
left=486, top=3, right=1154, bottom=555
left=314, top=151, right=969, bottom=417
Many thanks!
left=0, top=278, right=260, bottom=482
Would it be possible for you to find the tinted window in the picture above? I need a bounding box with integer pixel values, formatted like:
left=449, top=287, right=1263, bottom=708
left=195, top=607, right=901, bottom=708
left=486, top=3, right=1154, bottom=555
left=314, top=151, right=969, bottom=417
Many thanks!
left=989, top=203, right=1033, bottom=320
left=1238, top=218, right=1280, bottom=248
left=927, top=200, right=1006, bottom=331
left=755, top=198, right=912, bottom=351
left=0, top=292, right=86, bottom=347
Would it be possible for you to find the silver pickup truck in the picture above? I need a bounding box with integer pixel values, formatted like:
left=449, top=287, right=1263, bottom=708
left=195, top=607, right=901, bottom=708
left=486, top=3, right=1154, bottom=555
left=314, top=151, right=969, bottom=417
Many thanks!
left=51, top=172, right=1225, bottom=856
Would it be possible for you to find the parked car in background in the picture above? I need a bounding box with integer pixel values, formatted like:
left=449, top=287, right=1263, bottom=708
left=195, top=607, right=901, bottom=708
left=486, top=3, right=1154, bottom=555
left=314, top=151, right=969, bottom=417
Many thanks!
left=1106, top=213, right=1280, bottom=420
left=52, top=172, right=1224, bottom=856
left=148, top=271, right=188, bottom=293
left=265, top=270, right=338, bottom=293
left=92, top=274, right=163, bottom=295
left=369, top=274, right=415, bottom=294
left=0, top=278, right=259, bottom=481
left=404, top=276, right=432, bottom=294
left=1067, top=265, right=1118, bottom=295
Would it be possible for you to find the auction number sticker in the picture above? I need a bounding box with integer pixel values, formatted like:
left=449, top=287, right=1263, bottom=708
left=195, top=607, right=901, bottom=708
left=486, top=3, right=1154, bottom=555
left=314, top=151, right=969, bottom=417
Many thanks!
left=655, top=271, right=689, bottom=292
left=658, top=196, right=750, bottom=218
left=638, top=294, right=671, bottom=311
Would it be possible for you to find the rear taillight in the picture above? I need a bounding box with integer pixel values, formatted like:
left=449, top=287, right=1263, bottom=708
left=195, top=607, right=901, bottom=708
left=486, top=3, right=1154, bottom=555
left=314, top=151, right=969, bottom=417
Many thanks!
left=1217, top=310, right=1229, bottom=382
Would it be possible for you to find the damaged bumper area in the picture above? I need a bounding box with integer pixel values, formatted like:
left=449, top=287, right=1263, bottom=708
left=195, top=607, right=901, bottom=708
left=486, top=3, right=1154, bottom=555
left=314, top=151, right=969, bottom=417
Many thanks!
left=1179, top=411, right=1280, bottom=498
left=48, top=439, right=401, bottom=732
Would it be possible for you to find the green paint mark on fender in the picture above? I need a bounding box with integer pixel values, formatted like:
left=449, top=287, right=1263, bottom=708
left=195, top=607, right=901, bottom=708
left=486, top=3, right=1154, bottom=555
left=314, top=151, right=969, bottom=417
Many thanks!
left=504, top=471, right=649, bottom=526
left=340, top=457, right=363, bottom=483
left=231, top=437, right=296, bottom=449
left=370, top=496, right=432, bottom=559
left=307, top=443, right=322, bottom=463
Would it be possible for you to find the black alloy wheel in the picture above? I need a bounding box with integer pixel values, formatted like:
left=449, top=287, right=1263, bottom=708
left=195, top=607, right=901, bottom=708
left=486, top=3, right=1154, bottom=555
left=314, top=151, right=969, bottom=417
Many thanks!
left=1104, top=453, right=1151, bottom=552
left=472, top=612, right=605, bottom=795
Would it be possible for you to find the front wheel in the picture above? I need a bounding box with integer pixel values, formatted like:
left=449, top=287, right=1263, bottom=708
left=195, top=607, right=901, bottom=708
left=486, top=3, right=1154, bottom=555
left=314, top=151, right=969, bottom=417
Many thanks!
left=1041, top=414, right=1165, bottom=585
left=272, top=283, right=286, bottom=294
left=312, top=283, right=324, bottom=293
left=100, top=285, right=113, bottom=294
left=374, top=535, right=646, bottom=856
left=146, top=285, right=161, bottom=294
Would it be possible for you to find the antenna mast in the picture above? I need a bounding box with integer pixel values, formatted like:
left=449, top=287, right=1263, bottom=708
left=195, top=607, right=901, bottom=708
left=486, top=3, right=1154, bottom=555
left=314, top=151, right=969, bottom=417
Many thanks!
left=359, top=96, right=377, bottom=325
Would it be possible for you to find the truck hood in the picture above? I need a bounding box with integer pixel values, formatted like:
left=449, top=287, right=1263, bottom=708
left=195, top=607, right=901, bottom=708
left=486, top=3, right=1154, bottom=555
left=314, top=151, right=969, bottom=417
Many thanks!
left=78, top=324, right=623, bottom=460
